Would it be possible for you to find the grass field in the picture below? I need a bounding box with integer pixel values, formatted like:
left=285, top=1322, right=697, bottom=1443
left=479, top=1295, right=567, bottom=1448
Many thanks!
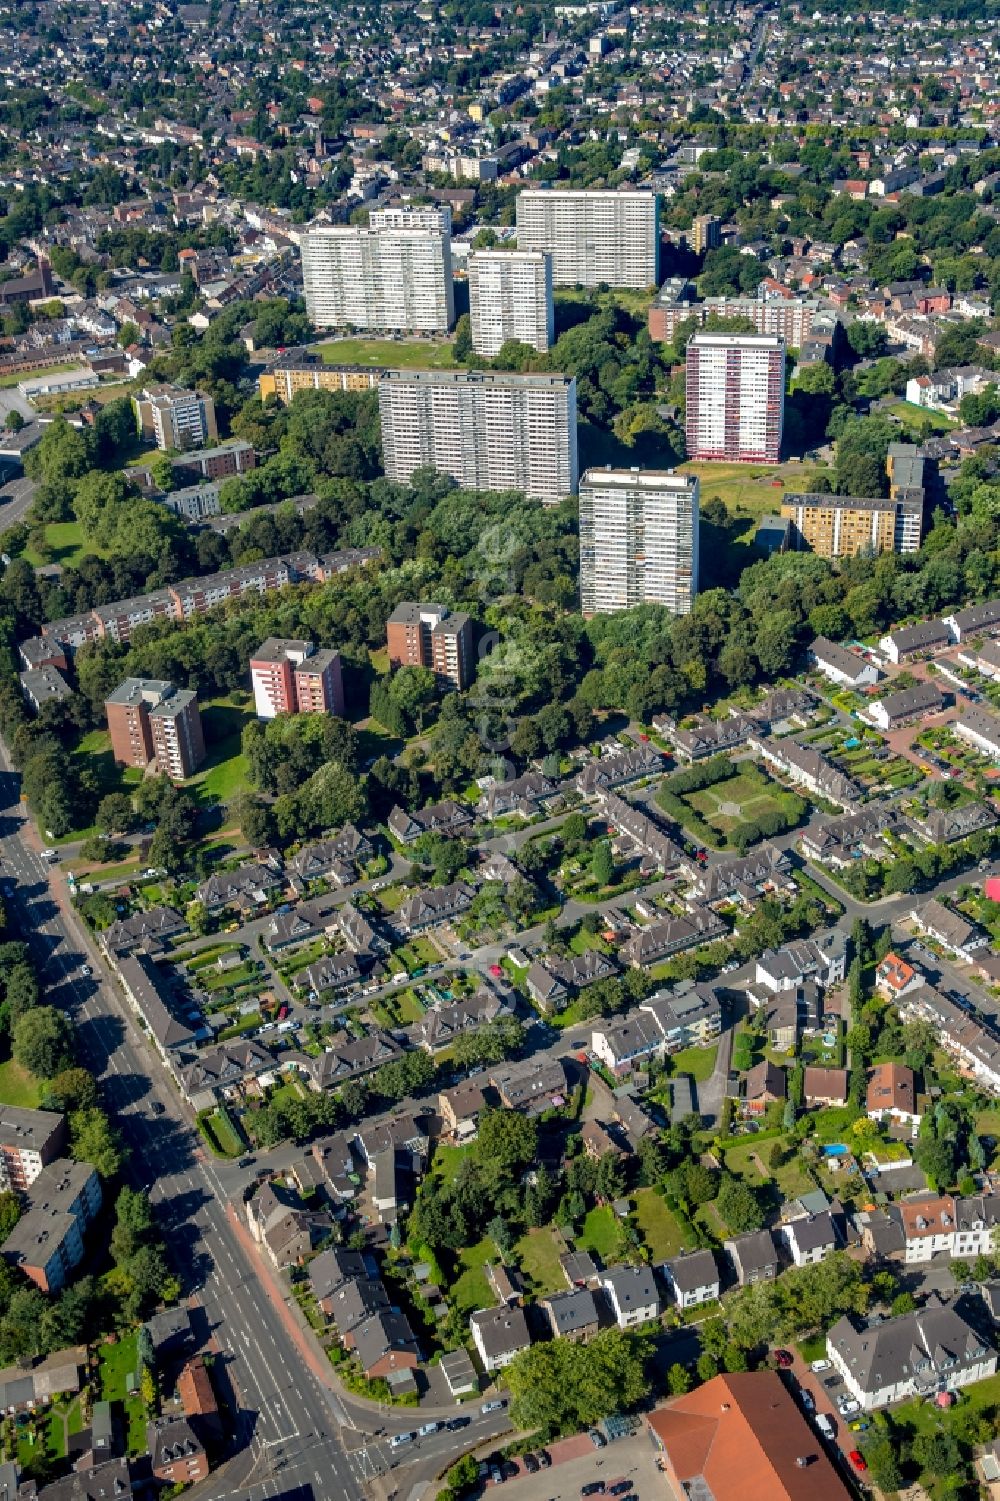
left=515, top=1228, right=566, bottom=1296
left=0, top=361, right=82, bottom=389
left=185, top=698, right=254, bottom=806
left=883, top=399, right=959, bottom=435
left=0, top=1058, right=41, bottom=1108
left=576, top=1205, right=621, bottom=1260
left=669, top=1042, right=718, bottom=1084
left=449, top=1237, right=494, bottom=1315
left=23, top=520, right=112, bottom=569
left=631, top=1188, right=688, bottom=1260
left=98, top=1334, right=147, bottom=1453
left=684, top=770, right=799, bottom=838
left=679, top=459, right=833, bottom=521
left=317, top=337, right=456, bottom=369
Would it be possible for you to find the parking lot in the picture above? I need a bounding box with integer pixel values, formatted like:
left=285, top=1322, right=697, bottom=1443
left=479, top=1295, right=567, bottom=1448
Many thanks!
left=784, top=1350, right=870, bottom=1485
left=481, top=1429, right=663, bottom=1501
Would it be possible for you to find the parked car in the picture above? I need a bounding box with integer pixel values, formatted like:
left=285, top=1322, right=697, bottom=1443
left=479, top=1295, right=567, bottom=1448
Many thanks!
left=389, top=1433, right=414, bottom=1450
left=523, top=1455, right=539, bottom=1474
left=810, top=1359, right=831, bottom=1373
left=848, top=1451, right=868, bottom=1474
left=447, top=1418, right=470, bottom=1431
left=816, top=1415, right=835, bottom=1440
left=481, top=1400, right=506, bottom=1416
left=490, top=1470, right=504, bottom=1486
left=581, top=1485, right=605, bottom=1497
left=608, top=1481, right=632, bottom=1496
left=537, top=1452, right=551, bottom=1469
left=800, top=1392, right=815, bottom=1413
left=237, top=1156, right=256, bottom=1169
left=837, top=1398, right=861, bottom=1416
left=589, top=1430, right=606, bottom=1449
left=148, top=1101, right=165, bottom=1117
left=774, top=1349, right=793, bottom=1368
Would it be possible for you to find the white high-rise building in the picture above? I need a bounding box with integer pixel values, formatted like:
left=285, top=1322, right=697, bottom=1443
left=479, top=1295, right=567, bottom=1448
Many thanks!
left=579, top=468, right=699, bottom=616
left=379, top=369, right=578, bottom=505
left=301, top=224, right=455, bottom=333
left=685, top=332, right=785, bottom=464
left=369, top=205, right=452, bottom=233
left=468, top=249, right=554, bottom=356
left=515, top=188, right=659, bottom=288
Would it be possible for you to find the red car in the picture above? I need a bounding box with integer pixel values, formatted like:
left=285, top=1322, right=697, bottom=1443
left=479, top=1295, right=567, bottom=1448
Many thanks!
left=848, top=1451, right=868, bottom=1473
left=489, top=964, right=503, bottom=978
left=774, top=1349, right=793, bottom=1368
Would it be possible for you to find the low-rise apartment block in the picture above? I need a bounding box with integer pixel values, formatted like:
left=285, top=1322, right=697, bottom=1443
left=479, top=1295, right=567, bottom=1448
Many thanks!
left=1, top=1161, right=102, bottom=1293
left=782, top=492, right=923, bottom=558
left=827, top=1305, right=995, bottom=1410
left=0, top=1106, right=66, bottom=1191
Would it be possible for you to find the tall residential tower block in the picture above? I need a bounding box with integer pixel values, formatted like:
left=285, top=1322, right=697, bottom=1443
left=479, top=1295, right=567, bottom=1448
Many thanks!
left=378, top=368, right=578, bottom=504
left=515, top=189, right=659, bottom=289
left=579, top=468, right=699, bottom=616
left=301, top=223, right=454, bottom=333
left=685, top=333, right=785, bottom=464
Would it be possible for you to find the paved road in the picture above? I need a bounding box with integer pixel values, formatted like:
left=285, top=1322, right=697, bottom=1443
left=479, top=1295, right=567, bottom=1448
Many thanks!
left=0, top=474, right=36, bottom=531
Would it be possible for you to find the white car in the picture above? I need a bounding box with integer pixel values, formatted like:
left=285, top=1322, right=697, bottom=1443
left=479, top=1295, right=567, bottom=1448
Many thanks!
left=810, top=1359, right=831, bottom=1373
left=418, top=1422, right=439, bottom=1437
left=389, top=1433, right=414, bottom=1449
left=815, top=1414, right=834, bottom=1440
left=838, top=1398, right=860, bottom=1416
left=41, top=848, right=58, bottom=861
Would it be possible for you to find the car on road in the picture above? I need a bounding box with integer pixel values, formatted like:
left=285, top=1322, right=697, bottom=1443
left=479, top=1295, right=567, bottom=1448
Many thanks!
left=810, top=1359, right=831, bottom=1373
left=774, top=1349, right=793, bottom=1367
left=148, top=1101, right=165, bottom=1116
left=418, top=1423, right=439, bottom=1437
left=581, top=1485, right=605, bottom=1497
left=523, top=1455, right=539, bottom=1474
left=589, top=1430, right=606, bottom=1448
left=848, top=1451, right=868, bottom=1474
left=40, top=848, right=57, bottom=861
left=237, top=1155, right=256, bottom=1169
left=447, top=1418, right=470, bottom=1431
left=389, top=1433, right=414, bottom=1450
left=481, top=1400, right=506, bottom=1415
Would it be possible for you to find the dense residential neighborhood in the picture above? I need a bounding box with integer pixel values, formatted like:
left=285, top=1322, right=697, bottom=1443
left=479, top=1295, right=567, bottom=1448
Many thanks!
left=3, top=0, right=1000, bottom=1499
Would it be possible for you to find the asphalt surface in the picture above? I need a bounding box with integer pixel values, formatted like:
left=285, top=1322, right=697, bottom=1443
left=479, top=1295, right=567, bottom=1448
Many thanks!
left=0, top=474, right=37, bottom=531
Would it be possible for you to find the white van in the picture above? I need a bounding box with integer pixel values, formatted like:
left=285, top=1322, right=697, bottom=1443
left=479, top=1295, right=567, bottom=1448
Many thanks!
left=816, top=1414, right=834, bottom=1440
left=390, top=1433, right=414, bottom=1450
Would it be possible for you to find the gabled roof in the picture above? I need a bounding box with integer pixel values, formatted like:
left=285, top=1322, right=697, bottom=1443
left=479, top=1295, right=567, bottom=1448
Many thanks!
left=646, top=1372, right=851, bottom=1501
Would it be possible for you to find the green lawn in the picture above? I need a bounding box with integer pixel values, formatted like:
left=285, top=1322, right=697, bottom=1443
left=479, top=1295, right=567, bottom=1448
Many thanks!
left=317, top=337, right=456, bottom=369
left=683, top=771, right=802, bottom=839
left=394, top=936, right=441, bottom=973
left=202, top=1106, right=246, bottom=1157
left=515, top=1228, right=566, bottom=1296
left=430, top=1143, right=475, bottom=1185
left=669, top=1043, right=718, bottom=1084
left=23, top=520, right=112, bottom=569
left=576, top=1205, right=621, bottom=1260
left=0, top=1059, right=42, bottom=1108
left=185, top=698, right=255, bottom=807
left=883, top=399, right=959, bottom=435
left=678, top=458, right=833, bottom=520
left=98, top=1334, right=138, bottom=1401
left=631, top=1188, right=689, bottom=1260
left=0, top=360, right=82, bottom=389
left=449, top=1237, right=494, bottom=1315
